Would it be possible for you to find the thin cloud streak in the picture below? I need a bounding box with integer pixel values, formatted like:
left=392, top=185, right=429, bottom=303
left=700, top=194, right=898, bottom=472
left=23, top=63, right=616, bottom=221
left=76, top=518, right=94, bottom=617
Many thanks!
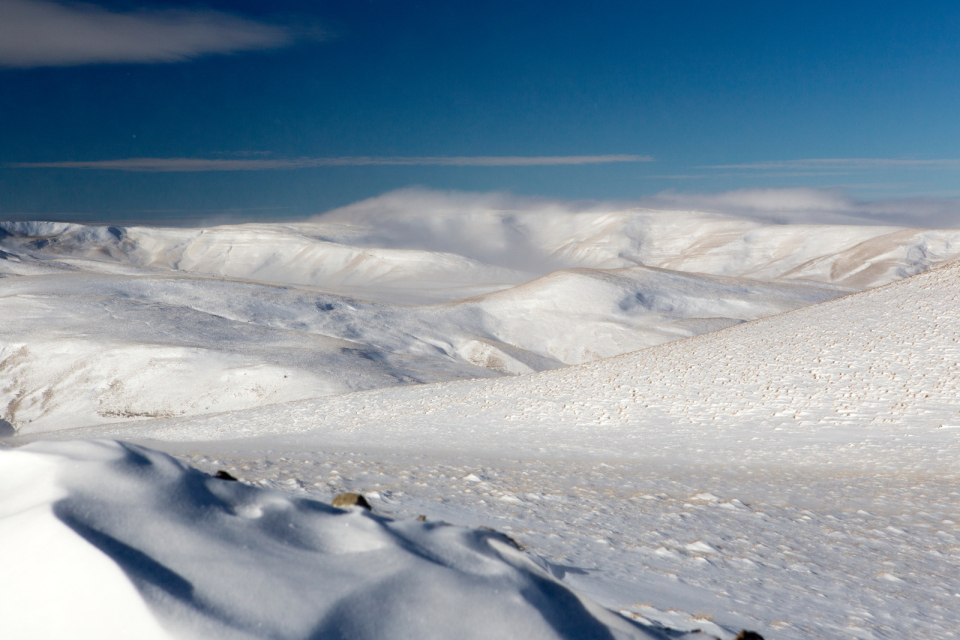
left=7, top=155, right=652, bottom=171
left=0, top=0, right=298, bottom=67
left=644, top=171, right=853, bottom=179
left=704, top=158, right=960, bottom=170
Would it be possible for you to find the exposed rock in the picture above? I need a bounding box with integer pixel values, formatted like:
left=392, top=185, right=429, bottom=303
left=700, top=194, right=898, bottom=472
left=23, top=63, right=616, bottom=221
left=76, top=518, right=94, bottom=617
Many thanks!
left=332, top=492, right=371, bottom=510
left=214, top=470, right=238, bottom=481
left=735, top=631, right=764, bottom=640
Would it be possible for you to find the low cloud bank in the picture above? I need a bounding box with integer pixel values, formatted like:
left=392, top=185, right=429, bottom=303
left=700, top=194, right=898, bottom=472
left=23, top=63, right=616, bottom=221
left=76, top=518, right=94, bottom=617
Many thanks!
left=0, top=0, right=298, bottom=67
left=640, top=188, right=960, bottom=227
left=315, top=187, right=960, bottom=272
left=322, top=186, right=960, bottom=230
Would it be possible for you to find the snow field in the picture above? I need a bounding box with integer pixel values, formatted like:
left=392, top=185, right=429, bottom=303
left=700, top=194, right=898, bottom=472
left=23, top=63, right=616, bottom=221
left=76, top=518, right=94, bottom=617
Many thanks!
left=175, top=448, right=960, bottom=640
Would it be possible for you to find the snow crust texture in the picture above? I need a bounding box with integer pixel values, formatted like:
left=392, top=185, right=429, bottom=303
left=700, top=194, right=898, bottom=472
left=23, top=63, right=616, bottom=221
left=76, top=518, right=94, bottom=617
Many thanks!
left=0, top=440, right=668, bottom=640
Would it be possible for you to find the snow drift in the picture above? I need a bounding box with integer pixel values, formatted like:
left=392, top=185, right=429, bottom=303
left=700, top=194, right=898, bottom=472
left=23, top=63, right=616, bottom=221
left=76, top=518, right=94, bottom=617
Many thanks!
left=0, top=439, right=667, bottom=640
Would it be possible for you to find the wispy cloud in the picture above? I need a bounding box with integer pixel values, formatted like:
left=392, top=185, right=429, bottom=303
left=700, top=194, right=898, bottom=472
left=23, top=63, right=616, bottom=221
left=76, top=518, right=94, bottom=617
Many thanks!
left=703, top=158, right=960, bottom=171
left=643, top=171, right=854, bottom=180
left=7, top=155, right=652, bottom=171
left=0, top=0, right=300, bottom=67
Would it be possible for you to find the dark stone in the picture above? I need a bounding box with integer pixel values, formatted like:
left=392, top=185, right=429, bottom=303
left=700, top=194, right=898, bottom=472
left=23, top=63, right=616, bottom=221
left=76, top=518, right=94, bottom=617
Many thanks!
left=332, top=492, right=371, bottom=510
left=735, top=631, right=765, bottom=640
left=214, top=470, right=238, bottom=481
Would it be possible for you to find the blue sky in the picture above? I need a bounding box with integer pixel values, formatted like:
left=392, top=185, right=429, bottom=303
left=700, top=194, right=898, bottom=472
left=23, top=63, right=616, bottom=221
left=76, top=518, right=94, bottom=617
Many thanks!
left=1, top=0, right=958, bottom=224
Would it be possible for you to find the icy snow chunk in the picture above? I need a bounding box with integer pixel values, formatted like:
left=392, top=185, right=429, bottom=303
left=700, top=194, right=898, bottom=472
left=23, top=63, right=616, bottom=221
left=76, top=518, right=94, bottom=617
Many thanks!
left=684, top=541, right=719, bottom=555
left=690, top=492, right=720, bottom=502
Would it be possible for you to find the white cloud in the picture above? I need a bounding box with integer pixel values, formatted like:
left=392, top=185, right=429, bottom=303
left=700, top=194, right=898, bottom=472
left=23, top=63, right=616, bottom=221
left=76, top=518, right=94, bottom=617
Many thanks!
left=308, top=188, right=960, bottom=275
left=0, top=0, right=297, bottom=67
left=7, top=155, right=652, bottom=170
left=322, top=187, right=960, bottom=235
left=703, top=158, right=960, bottom=171
left=640, top=187, right=960, bottom=227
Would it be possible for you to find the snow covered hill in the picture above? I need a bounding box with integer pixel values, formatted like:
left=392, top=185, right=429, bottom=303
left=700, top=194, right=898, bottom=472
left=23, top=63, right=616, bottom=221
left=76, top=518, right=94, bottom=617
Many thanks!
left=6, top=193, right=960, bottom=296
left=68, top=246, right=960, bottom=464
left=3, top=200, right=960, bottom=434
left=1, top=261, right=842, bottom=433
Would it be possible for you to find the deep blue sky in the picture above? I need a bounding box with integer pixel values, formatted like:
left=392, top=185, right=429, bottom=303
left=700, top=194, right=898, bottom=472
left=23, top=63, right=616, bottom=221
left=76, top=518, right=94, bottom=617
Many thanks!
left=1, top=0, right=958, bottom=223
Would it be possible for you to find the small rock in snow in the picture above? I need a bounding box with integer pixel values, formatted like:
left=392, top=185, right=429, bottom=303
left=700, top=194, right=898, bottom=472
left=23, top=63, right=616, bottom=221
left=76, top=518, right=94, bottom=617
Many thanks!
left=332, top=492, right=372, bottom=510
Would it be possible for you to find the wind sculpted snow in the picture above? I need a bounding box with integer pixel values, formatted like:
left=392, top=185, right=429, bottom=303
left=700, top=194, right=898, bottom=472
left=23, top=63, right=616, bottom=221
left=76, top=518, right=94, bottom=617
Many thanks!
left=0, top=440, right=672, bottom=640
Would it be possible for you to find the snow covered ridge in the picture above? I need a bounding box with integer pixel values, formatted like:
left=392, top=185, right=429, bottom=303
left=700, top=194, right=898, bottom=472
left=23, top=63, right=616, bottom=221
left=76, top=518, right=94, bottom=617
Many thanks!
left=0, top=439, right=676, bottom=640
left=2, top=204, right=960, bottom=434
left=4, top=201, right=960, bottom=290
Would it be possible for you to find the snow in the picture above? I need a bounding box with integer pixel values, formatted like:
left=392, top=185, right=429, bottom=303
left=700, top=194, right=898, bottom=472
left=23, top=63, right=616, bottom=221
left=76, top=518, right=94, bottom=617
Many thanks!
left=0, top=439, right=674, bottom=640
left=3, top=203, right=958, bottom=433
left=72, top=255, right=960, bottom=464
left=4, top=199, right=960, bottom=638
left=37, top=252, right=960, bottom=639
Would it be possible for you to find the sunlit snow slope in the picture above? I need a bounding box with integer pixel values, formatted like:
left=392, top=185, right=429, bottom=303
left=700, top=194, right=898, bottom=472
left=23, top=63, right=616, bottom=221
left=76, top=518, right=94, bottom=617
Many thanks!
left=77, top=254, right=960, bottom=468
left=3, top=196, right=960, bottom=433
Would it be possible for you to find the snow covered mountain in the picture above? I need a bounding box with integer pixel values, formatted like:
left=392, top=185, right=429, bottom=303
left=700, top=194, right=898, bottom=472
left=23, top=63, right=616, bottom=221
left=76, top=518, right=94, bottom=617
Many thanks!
left=3, top=197, right=960, bottom=434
